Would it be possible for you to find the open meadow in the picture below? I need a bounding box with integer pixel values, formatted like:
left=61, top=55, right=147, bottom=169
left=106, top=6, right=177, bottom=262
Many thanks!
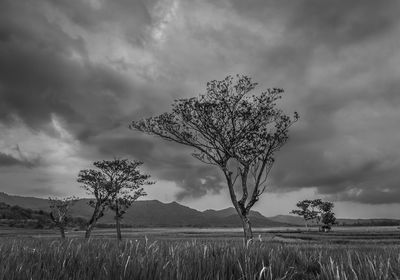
left=1, top=227, right=400, bottom=279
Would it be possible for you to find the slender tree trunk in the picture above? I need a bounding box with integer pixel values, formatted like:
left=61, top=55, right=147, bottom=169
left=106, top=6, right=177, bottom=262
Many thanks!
left=115, top=202, right=122, bottom=241
left=225, top=174, right=254, bottom=243
left=85, top=224, right=94, bottom=239
left=85, top=207, right=99, bottom=239
left=116, top=217, right=122, bottom=240
left=233, top=204, right=254, bottom=242
left=241, top=214, right=253, bottom=242
left=59, top=226, right=65, bottom=239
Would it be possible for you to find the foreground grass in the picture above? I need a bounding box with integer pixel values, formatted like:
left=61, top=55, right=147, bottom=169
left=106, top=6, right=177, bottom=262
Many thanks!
left=0, top=238, right=399, bottom=280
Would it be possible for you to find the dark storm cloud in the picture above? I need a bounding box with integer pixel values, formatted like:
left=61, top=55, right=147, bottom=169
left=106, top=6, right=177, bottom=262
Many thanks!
left=336, top=189, right=400, bottom=205
left=211, top=0, right=400, bottom=204
left=0, top=152, right=29, bottom=167
left=0, top=0, right=167, bottom=140
left=1, top=0, right=399, bottom=204
left=0, top=1, right=101, bottom=129
left=43, top=0, right=154, bottom=46
left=228, top=0, right=399, bottom=45
left=268, top=85, right=400, bottom=203
left=246, top=0, right=400, bottom=82
left=0, top=0, right=208, bottom=199
left=0, top=144, right=40, bottom=168
left=286, top=0, right=398, bottom=46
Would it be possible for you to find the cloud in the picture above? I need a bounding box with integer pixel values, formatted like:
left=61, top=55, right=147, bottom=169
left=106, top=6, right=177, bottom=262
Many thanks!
left=0, top=143, right=41, bottom=168
left=0, top=0, right=170, bottom=139
left=0, top=152, right=33, bottom=168
left=0, top=0, right=399, bottom=206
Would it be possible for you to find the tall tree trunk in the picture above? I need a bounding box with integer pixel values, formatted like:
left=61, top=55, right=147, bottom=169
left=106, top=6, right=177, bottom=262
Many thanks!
left=116, top=217, right=122, bottom=240
left=241, top=214, right=253, bottom=242
left=85, top=224, right=94, bottom=239
left=85, top=206, right=100, bottom=239
left=59, top=226, right=65, bottom=239
left=225, top=174, right=254, bottom=243
left=224, top=172, right=253, bottom=243
left=115, top=202, right=122, bottom=241
left=233, top=204, right=254, bottom=242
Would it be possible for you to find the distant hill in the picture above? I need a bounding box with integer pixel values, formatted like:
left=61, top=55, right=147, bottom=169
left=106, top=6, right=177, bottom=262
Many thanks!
left=0, top=192, right=287, bottom=228
left=204, top=208, right=268, bottom=219
left=268, top=215, right=305, bottom=226
left=0, top=192, right=50, bottom=210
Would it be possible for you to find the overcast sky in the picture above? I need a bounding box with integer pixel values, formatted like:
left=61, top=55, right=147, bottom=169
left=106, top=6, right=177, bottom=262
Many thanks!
left=1, top=0, right=400, bottom=218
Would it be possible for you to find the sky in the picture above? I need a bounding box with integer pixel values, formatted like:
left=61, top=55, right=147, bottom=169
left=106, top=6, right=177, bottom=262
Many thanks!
left=1, top=0, right=400, bottom=219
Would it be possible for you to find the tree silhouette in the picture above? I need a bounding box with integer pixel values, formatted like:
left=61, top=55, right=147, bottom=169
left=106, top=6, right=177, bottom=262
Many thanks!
left=291, top=199, right=336, bottom=232
left=290, top=199, right=319, bottom=229
left=131, top=75, right=298, bottom=241
left=318, top=201, right=336, bottom=232
left=78, top=159, right=152, bottom=240
left=78, top=167, right=113, bottom=238
left=48, top=197, right=77, bottom=239
left=98, top=159, right=152, bottom=240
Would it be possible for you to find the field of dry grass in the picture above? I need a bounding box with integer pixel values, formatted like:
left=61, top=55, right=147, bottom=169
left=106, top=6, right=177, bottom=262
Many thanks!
left=1, top=227, right=400, bottom=279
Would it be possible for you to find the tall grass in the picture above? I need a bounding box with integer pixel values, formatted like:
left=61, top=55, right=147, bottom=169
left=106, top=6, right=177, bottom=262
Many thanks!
left=0, top=238, right=399, bottom=279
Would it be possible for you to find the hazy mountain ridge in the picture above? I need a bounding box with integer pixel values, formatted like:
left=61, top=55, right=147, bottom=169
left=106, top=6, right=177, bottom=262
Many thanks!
left=2, top=193, right=398, bottom=227
left=0, top=193, right=287, bottom=227
left=268, top=215, right=305, bottom=226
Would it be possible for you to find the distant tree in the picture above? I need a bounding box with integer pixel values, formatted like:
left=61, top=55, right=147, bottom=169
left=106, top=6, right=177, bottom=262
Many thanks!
left=318, top=201, right=336, bottom=232
left=290, top=199, right=318, bottom=229
left=131, top=75, right=298, bottom=242
left=92, top=159, right=153, bottom=240
left=291, top=199, right=336, bottom=232
left=309, top=199, right=322, bottom=226
left=48, top=197, right=77, bottom=239
left=78, top=167, right=114, bottom=239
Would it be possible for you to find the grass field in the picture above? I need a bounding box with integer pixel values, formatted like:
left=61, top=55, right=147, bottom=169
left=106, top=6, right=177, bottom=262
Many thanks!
left=1, top=227, right=400, bottom=279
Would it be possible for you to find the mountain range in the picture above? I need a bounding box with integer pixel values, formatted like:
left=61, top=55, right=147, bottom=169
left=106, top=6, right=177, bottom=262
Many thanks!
left=0, top=192, right=287, bottom=227
left=2, top=192, right=399, bottom=227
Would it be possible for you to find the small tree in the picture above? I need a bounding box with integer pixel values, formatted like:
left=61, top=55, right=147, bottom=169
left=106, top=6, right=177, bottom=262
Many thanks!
left=94, top=159, right=152, bottom=240
left=48, top=197, right=77, bottom=239
left=291, top=199, right=336, bottom=232
left=290, top=199, right=318, bottom=229
left=77, top=167, right=114, bottom=238
left=131, top=75, right=298, bottom=241
left=318, top=201, right=336, bottom=232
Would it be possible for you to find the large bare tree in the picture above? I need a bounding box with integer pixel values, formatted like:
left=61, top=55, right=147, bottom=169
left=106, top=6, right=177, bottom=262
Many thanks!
left=130, top=75, right=298, bottom=241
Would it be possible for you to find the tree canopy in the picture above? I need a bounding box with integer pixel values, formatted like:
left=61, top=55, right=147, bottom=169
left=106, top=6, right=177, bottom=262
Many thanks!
left=78, top=159, right=153, bottom=239
left=291, top=199, right=336, bottom=231
left=131, top=75, right=298, bottom=241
